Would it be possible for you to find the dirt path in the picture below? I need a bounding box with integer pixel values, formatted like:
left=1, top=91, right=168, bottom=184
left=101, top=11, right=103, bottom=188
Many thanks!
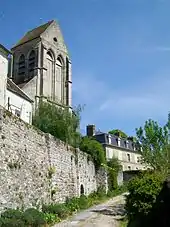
left=54, top=194, right=126, bottom=227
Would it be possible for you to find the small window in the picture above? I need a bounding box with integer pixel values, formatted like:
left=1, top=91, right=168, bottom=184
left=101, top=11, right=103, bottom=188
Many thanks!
left=53, top=37, right=57, bottom=42
left=15, top=109, right=21, bottom=117
left=127, top=153, right=131, bottom=162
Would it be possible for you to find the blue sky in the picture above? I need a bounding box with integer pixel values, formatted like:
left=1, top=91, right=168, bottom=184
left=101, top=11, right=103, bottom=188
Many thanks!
left=1, top=0, right=170, bottom=136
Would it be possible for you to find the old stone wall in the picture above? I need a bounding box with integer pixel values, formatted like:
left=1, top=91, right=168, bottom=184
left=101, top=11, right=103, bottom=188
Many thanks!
left=0, top=107, right=107, bottom=211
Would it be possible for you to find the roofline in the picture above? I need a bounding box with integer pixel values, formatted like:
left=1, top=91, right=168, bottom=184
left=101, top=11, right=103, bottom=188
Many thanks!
left=102, top=143, right=141, bottom=154
left=7, top=87, right=33, bottom=103
left=11, top=20, right=54, bottom=49
left=11, top=37, right=40, bottom=50
left=0, top=44, right=12, bottom=54
left=7, top=79, right=33, bottom=103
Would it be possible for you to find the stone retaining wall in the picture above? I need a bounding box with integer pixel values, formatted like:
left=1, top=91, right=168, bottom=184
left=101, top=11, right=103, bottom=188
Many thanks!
left=0, top=107, right=107, bottom=211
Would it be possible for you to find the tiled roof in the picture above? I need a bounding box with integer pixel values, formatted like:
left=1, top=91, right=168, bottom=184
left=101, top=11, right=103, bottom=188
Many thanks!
left=7, top=79, right=33, bottom=103
left=12, top=20, right=54, bottom=49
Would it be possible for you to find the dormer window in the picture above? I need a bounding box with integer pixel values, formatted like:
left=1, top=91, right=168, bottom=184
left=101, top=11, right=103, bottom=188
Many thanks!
left=125, top=140, right=129, bottom=149
left=117, top=137, right=121, bottom=147
left=108, top=134, right=112, bottom=144
left=132, top=143, right=136, bottom=151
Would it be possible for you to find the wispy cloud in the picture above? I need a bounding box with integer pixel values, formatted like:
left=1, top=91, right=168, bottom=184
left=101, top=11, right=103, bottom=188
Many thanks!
left=135, top=46, right=170, bottom=53
left=99, top=70, right=170, bottom=120
left=73, top=69, right=170, bottom=133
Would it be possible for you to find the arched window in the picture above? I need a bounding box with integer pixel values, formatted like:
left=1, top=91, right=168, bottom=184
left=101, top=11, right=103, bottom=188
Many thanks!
left=80, top=184, right=84, bottom=195
left=28, top=50, right=36, bottom=72
left=55, top=56, right=63, bottom=102
left=46, top=50, right=54, bottom=99
left=18, top=54, right=25, bottom=75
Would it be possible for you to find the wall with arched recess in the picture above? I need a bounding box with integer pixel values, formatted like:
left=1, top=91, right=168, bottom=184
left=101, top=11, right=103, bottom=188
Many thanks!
left=0, top=106, right=108, bottom=212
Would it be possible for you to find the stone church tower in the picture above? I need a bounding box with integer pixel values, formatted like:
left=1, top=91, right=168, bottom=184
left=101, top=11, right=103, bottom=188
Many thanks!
left=11, top=20, right=72, bottom=110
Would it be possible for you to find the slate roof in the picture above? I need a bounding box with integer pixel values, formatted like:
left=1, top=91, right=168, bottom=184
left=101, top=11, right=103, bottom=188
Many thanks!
left=0, top=44, right=12, bottom=55
left=12, top=20, right=54, bottom=49
left=7, top=79, right=33, bottom=103
left=94, top=132, right=139, bottom=152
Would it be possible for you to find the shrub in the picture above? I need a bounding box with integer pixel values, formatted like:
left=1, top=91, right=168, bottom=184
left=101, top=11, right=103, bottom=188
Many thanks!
left=43, top=213, right=60, bottom=224
left=125, top=171, right=165, bottom=221
left=42, top=204, right=70, bottom=219
left=0, top=218, right=25, bottom=227
left=1, top=209, right=23, bottom=220
left=23, top=208, right=46, bottom=226
left=65, top=197, right=80, bottom=212
left=78, top=195, right=89, bottom=210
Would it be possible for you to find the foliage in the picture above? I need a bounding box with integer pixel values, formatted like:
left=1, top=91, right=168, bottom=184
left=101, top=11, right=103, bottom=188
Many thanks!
left=0, top=208, right=46, bottom=227
left=43, top=213, right=60, bottom=224
left=23, top=208, right=46, bottom=226
left=79, top=136, right=106, bottom=169
left=42, top=204, right=70, bottom=219
left=0, top=186, right=126, bottom=226
left=108, top=129, right=128, bottom=138
left=33, top=101, right=82, bottom=147
left=136, top=119, right=170, bottom=172
left=107, top=157, right=122, bottom=190
left=125, top=171, right=165, bottom=221
left=107, top=184, right=127, bottom=198
left=119, top=218, right=128, bottom=227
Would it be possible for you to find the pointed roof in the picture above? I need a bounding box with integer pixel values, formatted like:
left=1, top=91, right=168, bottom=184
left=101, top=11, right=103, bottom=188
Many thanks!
left=12, top=20, right=54, bottom=49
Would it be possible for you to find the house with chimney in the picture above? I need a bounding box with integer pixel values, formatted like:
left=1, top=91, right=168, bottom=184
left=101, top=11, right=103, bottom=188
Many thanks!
left=86, top=124, right=146, bottom=172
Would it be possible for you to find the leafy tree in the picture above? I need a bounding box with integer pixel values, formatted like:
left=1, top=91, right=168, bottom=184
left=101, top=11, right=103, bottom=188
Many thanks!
left=136, top=119, right=170, bottom=173
left=125, top=171, right=165, bottom=225
left=107, top=157, right=122, bottom=190
left=79, top=136, right=106, bottom=170
left=108, top=129, right=128, bottom=138
left=33, top=101, right=82, bottom=147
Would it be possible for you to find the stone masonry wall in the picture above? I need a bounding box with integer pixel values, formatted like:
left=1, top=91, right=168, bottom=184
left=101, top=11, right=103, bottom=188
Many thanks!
left=0, top=107, right=107, bottom=211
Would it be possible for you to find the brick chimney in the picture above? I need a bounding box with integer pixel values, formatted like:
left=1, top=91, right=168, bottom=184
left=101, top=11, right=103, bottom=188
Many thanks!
left=86, top=125, right=95, bottom=137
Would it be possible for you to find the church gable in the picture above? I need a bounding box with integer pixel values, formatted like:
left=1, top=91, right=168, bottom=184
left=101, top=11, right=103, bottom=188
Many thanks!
left=40, top=21, right=68, bottom=55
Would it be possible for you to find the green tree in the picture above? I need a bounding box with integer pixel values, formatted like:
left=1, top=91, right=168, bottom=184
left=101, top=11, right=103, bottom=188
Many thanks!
left=79, top=136, right=106, bottom=170
left=107, top=157, right=122, bottom=190
left=33, top=101, right=82, bottom=147
left=136, top=119, right=170, bottom=173
left=108, top=129, right=128, bottom=138
left=125, top=171, right=165, bottom=223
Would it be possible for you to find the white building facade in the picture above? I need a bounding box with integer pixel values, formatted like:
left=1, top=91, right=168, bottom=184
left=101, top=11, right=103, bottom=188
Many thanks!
left=86, top=125, right=146, bottom=171
left=0, top=45, right=8, bottom=107
left=0, top=44, right=33, bottom=124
